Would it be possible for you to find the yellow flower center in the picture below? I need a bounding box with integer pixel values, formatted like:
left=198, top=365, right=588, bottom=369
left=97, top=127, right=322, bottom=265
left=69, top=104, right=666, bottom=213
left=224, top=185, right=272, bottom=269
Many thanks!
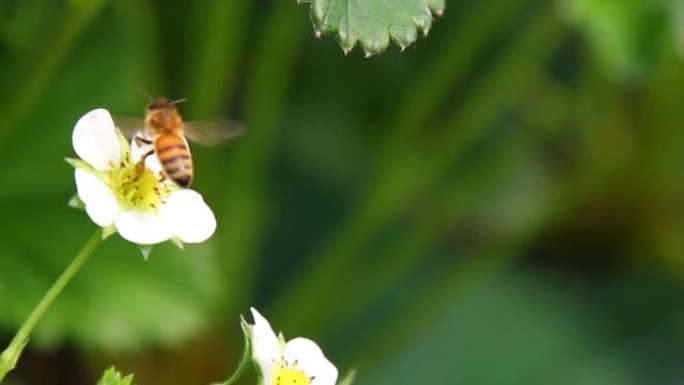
left=271, top=360, right=312, bottom=385
left=108, top=152, right=170, bottom=212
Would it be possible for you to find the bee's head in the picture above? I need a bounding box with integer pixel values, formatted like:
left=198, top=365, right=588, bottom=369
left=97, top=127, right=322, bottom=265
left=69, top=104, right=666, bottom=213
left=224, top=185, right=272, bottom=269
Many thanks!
left=146, top=98, right=184, bottom=131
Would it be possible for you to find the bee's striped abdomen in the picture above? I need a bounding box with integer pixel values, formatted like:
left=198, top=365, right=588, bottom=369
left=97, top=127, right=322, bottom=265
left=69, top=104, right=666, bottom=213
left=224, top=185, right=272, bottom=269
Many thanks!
left=155, top=134, right=193, bottom=187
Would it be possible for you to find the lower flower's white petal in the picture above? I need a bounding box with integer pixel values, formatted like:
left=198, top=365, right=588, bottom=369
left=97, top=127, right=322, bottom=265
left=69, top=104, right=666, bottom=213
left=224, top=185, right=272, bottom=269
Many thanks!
left=130, top=135, right=164, bottom=175
left=160, top=189, right=216, bottom=243
left=74, top=169, right=119, bottom=227
left=283, top=338, right=338, bottom=385
left=72, top=109, right=121, bottom=170
left=115, top=210, right=174, bottom=245
left=250, top=308, right=280, bottom=383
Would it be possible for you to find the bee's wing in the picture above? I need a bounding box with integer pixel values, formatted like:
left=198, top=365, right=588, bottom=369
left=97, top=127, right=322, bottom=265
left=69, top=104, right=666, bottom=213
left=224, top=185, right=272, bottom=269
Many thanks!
left=113, top=117, right=146, bottom=138
left=183, top=120, right=245, bottom=145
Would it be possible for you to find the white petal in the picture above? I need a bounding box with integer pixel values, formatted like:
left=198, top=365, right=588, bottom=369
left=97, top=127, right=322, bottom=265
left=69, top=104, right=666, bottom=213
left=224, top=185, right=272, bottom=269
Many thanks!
left=114, top=210, right=174, bottom=245
left=72, top=109, right=121, bottom=170
left=284, top=338, right=338, bottom=385
left=160, top=189, right=216, bottom=243
left=130, top=135, right=164, bottom=174
left=250, top=308, right=280, bottom=383
left=74, top=169, right=119, bottom=227
left=145, top=153, right=164, bottom=175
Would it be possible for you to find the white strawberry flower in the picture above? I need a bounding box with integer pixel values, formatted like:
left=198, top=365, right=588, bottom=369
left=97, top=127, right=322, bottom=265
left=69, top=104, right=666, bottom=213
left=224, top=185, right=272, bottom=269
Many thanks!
left=249, top=308, right=338, bottom=385
left=67, top=108, right=216, bottom=247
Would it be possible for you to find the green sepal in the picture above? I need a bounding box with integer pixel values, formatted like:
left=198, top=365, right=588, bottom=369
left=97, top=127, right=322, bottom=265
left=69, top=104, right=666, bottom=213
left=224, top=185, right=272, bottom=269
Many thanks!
left=96, top=366, right=135, bottom=385
left=115, top=127, right=133, bottom=160
left=102, top=225, right=117, bottom=240
left=68, top=194, right=85, bottom=210
left=138, top=245, right=153, bottom=260
left=65, top=157, right=111, bottom=185
left=337, top=369, right=357, bottom=385
left=277, top=332, right=286, bottom=350
left=170, top=236, right=185, bottom=250
left=240, top=314, right=252, bottom=338
left=65, top=157, right=94, bottom=172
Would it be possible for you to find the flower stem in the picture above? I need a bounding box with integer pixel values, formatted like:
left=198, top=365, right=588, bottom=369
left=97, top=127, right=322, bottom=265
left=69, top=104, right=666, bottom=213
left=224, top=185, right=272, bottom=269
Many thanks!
left=0, top=228, right=103, bottom=382
left=213, top=317, right=253, bottom=385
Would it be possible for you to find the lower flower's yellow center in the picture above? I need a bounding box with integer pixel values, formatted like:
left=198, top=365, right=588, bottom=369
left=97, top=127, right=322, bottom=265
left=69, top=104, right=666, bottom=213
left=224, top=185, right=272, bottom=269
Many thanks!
left=108, top=153, right=170, bottom=212
left=271, top=360, right=312, bottom=385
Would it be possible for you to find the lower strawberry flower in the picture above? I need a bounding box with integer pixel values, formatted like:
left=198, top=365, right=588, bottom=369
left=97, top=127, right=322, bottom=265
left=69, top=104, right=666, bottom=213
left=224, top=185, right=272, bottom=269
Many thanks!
left=249, top=308, right=338, bottom=385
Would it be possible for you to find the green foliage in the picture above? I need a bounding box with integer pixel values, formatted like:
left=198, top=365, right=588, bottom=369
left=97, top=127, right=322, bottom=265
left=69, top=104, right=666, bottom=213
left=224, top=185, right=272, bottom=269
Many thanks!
left=301, top=0, right=445, bottom=55
left=2, top=0, right=684, bottom=384
left=97, top=367, right=135, bottom=385
left=562, top=0, right=670, bottom=78
left=357, top=274, right=630, bottom=385
left=0, top=2, right=223, bottom=350
left=0, top=200, right=222, bottom=350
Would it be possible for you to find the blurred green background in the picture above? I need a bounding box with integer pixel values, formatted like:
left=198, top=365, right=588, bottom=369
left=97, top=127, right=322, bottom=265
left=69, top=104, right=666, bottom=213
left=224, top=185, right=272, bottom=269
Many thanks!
left=1, top=0, right=684, bottom=384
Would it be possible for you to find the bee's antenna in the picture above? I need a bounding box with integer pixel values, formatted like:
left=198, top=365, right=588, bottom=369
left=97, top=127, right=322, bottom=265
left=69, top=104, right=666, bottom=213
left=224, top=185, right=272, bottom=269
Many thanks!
left=171, top=98, right=188, bottom=105
left=137, top=88, right=154, bottom=102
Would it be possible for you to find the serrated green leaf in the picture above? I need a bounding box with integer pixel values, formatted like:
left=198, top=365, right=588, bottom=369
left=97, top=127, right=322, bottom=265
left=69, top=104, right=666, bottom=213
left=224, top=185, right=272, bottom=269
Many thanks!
left=305, top=0, right=444, bottom=55
left=96, top=366, right=135, bottom=385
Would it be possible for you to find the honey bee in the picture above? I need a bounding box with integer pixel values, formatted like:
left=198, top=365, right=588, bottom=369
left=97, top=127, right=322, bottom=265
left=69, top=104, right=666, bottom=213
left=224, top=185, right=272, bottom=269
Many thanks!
left=121, top=98, right=242, bottom=188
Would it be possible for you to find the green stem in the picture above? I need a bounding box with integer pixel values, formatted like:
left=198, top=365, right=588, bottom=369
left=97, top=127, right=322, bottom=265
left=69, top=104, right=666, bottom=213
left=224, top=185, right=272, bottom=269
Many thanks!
left=214, top=349, right=251, bottom=385
left=213, top=317, right=253, bottom=385
left=0, top=228, right=103, bottom=382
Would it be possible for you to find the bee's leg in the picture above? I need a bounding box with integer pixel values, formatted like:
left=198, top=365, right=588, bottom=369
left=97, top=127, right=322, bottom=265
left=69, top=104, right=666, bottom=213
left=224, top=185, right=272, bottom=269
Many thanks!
left=134, top=135, right=153, bottom=147
left=132, top=135, right=154, bottom=171
left=140, top=149, right=155, bottom=161
left=135, top=149, right=155, bottom=177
